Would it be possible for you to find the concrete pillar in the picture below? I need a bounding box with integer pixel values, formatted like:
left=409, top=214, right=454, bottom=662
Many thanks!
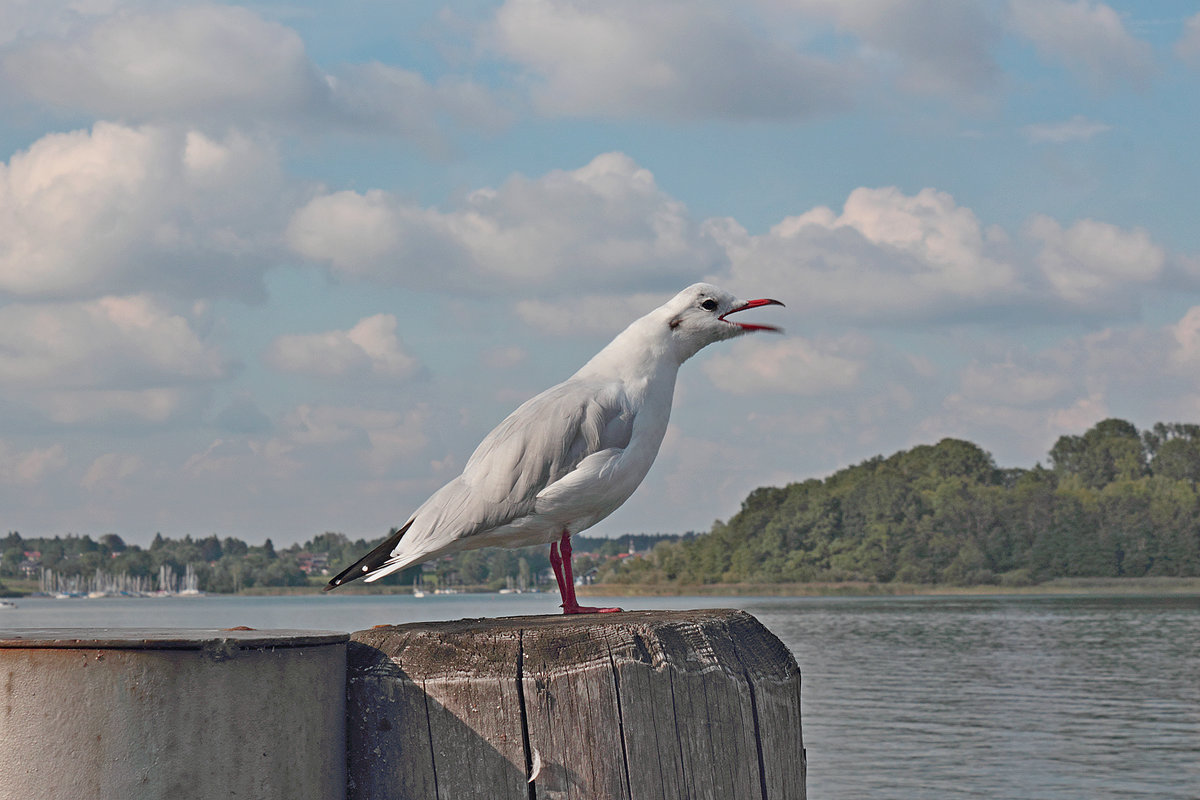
left=0, top=628, right=347, bottom=800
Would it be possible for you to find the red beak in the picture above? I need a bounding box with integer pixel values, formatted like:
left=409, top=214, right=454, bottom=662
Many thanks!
left=719, top=298, right=785, bottom=332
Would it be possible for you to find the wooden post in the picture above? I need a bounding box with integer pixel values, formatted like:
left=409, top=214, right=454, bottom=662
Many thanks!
left=347, top=608, right=805, bottom=800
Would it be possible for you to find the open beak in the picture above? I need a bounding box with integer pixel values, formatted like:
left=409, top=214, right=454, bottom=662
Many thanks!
left=719, top=298, right=785, bottom=332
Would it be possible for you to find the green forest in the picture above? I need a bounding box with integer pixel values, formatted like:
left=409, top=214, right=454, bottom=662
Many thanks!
left=595, top=418, right=1200, bottom=588
left=4, top=418, right=1200, bottom=595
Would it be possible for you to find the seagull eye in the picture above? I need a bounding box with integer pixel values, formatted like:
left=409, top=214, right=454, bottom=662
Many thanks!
left=700, top=298, right=718, bottom=311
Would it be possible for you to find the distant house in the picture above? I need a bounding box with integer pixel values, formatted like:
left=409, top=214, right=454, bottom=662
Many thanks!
left=296, top=551, right=330, bottom=575
left=19, top=551, right=42, bottom=577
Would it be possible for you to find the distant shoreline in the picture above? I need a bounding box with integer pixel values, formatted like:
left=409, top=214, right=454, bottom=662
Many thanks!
left=577, top=576, right=1200, bottom=597
left=6, top=575, right=1199, bottom=599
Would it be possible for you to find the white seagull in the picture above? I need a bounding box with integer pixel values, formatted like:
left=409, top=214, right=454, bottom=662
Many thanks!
left=325, top=283, right=783, bottom=613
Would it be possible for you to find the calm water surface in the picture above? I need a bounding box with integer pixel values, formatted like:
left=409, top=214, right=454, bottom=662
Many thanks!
left=4, top=592, right=1197, bottom=799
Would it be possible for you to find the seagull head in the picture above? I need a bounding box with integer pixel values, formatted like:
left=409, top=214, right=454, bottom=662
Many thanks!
left=662, top=282, right=784, bottom=362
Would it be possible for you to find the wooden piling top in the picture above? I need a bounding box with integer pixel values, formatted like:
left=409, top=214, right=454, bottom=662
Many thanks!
left=347, top=608, right=805, bottom=800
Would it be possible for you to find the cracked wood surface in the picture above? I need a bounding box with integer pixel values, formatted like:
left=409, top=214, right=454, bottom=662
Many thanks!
left=348, top=609, right=805, bottom=800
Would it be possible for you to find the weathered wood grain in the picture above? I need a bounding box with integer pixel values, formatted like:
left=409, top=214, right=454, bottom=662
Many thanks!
left=347, top=609, right=805, bottom=800
left=348, top=623, right=529, bottom=799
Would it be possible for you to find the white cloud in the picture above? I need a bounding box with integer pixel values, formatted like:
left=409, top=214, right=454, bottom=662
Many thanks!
left=714, top=184, right=1180, bottom=322
left=925, top=304, right=1200, bottom=465
left=81, top=452, right=143, bottom=491
left=1022, top=115, right=1111, bottom=143
left=933, top=389, right=1108, bottom=462
left=716, top=186, right=1021, bottom=320
left=1009, top=0, right=1154, bottom=89
left=1176, top=13, right=1200, bottom=65
left=0, top=294, right=227, bottom=423
left=283, top=189, right=409, bottom=277
left=489, top=0, right=854, bottom=120
left=287, top=152, right=723, bottom=293
left=3, top=5, right=319, bottom=118
left=1169, top=306, right=1200, bottom=369
left=285, top=163, right=1186, bottom=330
left=957, top=360, right=1073, bottom=407
left=188, top=404, right=434, bottom=480
left=264, top=314, right=421, bottom=381
left=0, top=0, right=130, bottom=46
left=1028, top=215, right=1164, bottom=308
left=0, top=4, right=506, bottom=141
left=0, top=122, right=286, bottom=301
left=326, top=62, right=513, bottom=148
left=0, top=294, right=225, bottom=388
left=703, top=337, right=866, bottom=396
left=0, top=441, right=67, bottom=485
left=783, top=0, right=1001, bottom=97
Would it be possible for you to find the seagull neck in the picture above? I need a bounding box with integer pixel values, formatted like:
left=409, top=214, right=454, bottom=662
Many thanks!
left=573, top=317, right=679, bottom=386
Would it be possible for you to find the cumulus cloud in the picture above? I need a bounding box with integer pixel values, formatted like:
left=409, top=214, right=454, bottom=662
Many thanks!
left=783, top=0, right=1002, bottom=97
left=3, top=5, right=321, bottom=118
left=713, top=184, right=1180, bottom=323
left=1009, top=0, right=1154, bottom=89
left=287, top=152, right=724, bottom=293
left=715, top=186, right=1021, bottom=321
left=0, top=4, right=506, bottom=142
left=81, top=452, right=143, bottom=491
left=0, top=294, right=228, bottom=423
left=290, top=160, right=1181, bottom=328
left=926, top=304, right=1200, bottom=464
left=1169, top=306, right=1200, bottom=370
left=1027, top=215, right=1164, bottom=308
left=0, top=122, right=286, bottom=301
left=0, top=441, right=67, bottom=485
left=0, top=294, right=225, bottom=387
left=0, top=0, right=128, bottom=47
left=264, top=314, right=422, bottom=381
left=488, top=0, right=854, bottom=120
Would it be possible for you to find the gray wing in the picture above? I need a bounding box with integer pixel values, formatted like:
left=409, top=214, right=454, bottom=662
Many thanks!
left=400, top=378, right=635, bottom=550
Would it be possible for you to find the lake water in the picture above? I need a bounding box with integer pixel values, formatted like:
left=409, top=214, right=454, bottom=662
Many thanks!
left=3, top=592, right=1197, bottom=799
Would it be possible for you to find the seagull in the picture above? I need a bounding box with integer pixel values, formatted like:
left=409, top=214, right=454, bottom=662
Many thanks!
left=325, top=283, right=783, bottom=613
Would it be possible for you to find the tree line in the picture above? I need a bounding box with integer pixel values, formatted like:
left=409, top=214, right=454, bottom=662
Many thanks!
left=595, top=419, right=1200, bottom=587
left=0, top=524, right=684, bottom=595
left=6, top=418, right=1198, bottom=594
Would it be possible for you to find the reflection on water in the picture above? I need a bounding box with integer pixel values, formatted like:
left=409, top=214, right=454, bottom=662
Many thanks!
left=4, top=592, right=1198, bottom=800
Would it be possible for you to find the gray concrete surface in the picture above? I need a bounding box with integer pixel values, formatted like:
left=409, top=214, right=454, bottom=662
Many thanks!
left=0, top=628, right=347, bottom=800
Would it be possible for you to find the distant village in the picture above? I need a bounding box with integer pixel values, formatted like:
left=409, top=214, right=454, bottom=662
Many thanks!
left=0, top=530, right=692, bottom=596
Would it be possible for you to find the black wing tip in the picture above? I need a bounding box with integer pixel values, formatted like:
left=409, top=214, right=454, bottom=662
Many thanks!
left=323, top=521, right=413, bottom=592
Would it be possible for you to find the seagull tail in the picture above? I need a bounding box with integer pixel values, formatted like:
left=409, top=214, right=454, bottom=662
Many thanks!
left=324, top=520, right=414, bottom=592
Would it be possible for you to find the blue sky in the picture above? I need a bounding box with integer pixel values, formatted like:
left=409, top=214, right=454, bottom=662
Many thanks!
left=2, top=0, right=1199, bottom=546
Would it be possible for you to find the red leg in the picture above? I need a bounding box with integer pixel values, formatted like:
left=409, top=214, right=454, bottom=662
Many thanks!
left=554, top=530, right=621, bottom=615
left=549, top=540, right=569, bottom=599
